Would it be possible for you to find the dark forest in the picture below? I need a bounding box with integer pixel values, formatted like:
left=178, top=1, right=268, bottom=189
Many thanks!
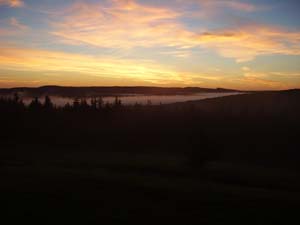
left=1, top=90, right=300, bottom=225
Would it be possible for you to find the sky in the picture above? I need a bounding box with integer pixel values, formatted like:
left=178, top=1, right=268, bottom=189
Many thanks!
left=0, top=0, right=299, bottom=90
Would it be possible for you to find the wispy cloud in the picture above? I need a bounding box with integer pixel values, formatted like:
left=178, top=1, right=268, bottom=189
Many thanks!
left=0, top=17, right=29, bottom=36
left=0, top=45, right=204, bottom=86
left=198, top=25, right=300, bottom=62
left=0, top=0, right=299, bottom=90
left=51, top=0, right=184, bottom=49
left=238, top=76, right=287, bottom=90
left=194, top=0, right=257, bottom=12
left=160, top=50, right=191, bottom=58
left=0, top=0, right=24, bottom=8
left=10, top=17, right=28, bottom=30
left=242, top=66, right=250, bottom=72
left=1, top=44, right=297, bottom=90
left=236, top=67, right=298, bottom=90
left=214, top=0, right=256, bottom=12
left=51, top=1, right=300, bottom=62
left=0, top=28, right=15, bottom=36
left=270, top=72, right=300, bottom=78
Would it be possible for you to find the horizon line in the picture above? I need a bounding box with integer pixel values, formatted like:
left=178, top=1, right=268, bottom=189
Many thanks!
left=1, top=85, right=300, bottom=92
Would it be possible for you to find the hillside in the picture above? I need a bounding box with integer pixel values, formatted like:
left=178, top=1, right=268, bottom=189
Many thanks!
left=0, top=85, right=240, bottom=97
left=1, top=90, right=300, bottom=225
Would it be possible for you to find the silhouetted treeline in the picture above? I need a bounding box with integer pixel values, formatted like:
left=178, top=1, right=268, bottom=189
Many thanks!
left=1, top=90, right=299, bottom=167
left=1, top=90, right=300, bottom=225
left=0, top=94, right=124, bottom=112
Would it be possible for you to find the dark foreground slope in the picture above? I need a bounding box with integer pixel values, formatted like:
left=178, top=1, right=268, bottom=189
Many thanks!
left=1, top=90, right=300, bottom=225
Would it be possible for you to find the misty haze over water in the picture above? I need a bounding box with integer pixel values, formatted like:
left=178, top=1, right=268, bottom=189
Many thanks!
left=13, top=92, right=241, bottom=106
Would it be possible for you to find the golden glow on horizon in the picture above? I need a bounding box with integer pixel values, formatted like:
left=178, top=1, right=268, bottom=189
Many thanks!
left=0, top=46, right=294, bottom=90
left=0, top=0, right=299, bottom=90
left=0, top=46, right=199, bottom=86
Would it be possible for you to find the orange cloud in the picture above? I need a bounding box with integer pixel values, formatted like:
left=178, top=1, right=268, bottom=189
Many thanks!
left=0, top=45, right=298, bottom=90
left=0, top=45, right=205, bottom=86
left=235, top=67, right=299, bottom=90
left=239, top=76, right=287, bottom=90
left=51, top=1, right=300, bottom=62
left=52, top=0, right=185, bottom=49
left=270, top=72, right=300, bottom=78
left=197, top=25, right=300, bottom=62
left=0, top=0, right=24, bottom=7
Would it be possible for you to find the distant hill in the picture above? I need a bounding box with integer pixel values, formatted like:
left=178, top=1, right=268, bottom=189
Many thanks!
left=169, top=89, right=300, bottom=115
left=0, top=85, right=240, bottom=97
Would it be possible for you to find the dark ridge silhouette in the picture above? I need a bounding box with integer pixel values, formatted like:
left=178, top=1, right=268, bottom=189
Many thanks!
left=1, top=90, right=300, bottom=225
left=0, top=85, right=240, bottom=97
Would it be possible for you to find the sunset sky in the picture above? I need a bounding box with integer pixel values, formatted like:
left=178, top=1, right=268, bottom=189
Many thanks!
left=0, top=0, right=299, bottom=90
